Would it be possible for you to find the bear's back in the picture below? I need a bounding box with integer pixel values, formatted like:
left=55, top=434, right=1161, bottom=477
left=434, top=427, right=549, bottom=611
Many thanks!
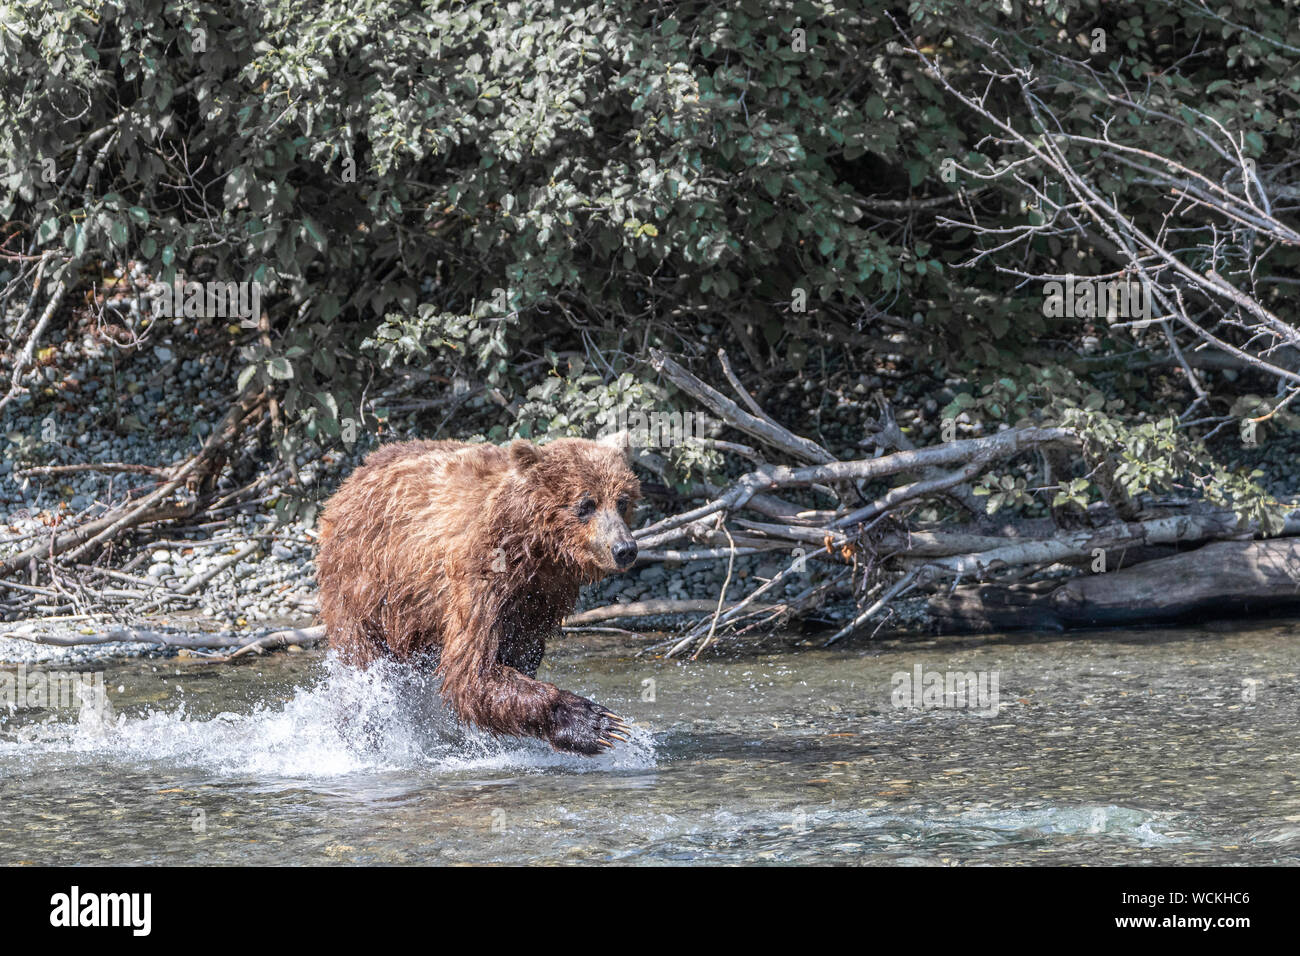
left=359, top=439, right=475, bottom=471
left=319, top=440, right=508, bottom=547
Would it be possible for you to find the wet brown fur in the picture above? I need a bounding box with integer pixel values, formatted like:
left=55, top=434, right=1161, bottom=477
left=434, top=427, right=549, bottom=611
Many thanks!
left=316, top=437, right=640, bottom=754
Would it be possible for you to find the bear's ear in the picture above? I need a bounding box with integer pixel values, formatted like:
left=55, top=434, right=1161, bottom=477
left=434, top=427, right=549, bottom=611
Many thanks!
left=508, top=439, right=543, bottom=471
left=597, top=428, right=633, bottom=462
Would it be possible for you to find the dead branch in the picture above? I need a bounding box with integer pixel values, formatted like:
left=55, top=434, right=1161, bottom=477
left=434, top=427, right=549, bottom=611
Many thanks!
left=565, top=599, right=777, bottom=626
left=0, top=260, right=69, bottom=414
left=0, top=387, right=266, bottom=578
left=15, top=463, right=169, bottom=478
left=649, top=348, right=837, bottom=464
left=0, top=622, right=325, bottom=653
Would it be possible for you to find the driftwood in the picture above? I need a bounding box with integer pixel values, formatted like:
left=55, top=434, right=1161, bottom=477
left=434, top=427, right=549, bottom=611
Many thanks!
left=204, top=625, right=326, bottom=662
left=0, top=623, right=325, bottom=654
left=565, top=599, right=776, bottom=625
left=928, top=539, right=1300, bottom=630
left=617, top=347, right=1299, bottom=651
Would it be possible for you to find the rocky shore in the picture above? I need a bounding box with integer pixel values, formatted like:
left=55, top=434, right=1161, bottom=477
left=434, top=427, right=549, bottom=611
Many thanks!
left=5, top=282, right=1299, bottom=663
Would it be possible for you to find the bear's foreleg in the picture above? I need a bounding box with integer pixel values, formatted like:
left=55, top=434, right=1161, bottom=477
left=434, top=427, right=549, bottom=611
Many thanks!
left=436, top=599, right=629, bottom=755
left=453, top=664, right=629, bottom=756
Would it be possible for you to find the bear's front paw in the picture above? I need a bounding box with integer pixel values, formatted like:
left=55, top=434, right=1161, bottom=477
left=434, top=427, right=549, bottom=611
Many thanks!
left=549, top=691, right=630, bottom=756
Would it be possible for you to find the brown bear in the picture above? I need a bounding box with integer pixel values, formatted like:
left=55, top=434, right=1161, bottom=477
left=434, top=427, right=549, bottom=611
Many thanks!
left=315, top=434, right=640, bottom=755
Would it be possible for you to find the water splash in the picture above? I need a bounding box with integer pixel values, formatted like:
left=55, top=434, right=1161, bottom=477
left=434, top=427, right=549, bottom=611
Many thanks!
left=0, top=654, right=655, bottom=778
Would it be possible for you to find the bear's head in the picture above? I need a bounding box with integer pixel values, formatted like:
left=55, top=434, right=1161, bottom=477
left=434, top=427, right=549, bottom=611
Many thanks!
left=506, top=434, right=641, bottom=583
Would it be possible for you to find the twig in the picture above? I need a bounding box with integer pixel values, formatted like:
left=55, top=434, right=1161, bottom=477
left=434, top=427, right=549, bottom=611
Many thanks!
left=0, top=622, right=324, bottom=651
left=823, top=567, right=925, bottom=646
left=0, top=263, right=70, bottom=414
left=203, top=625, right=326, bottom=662
left=715, top=348, right=766, bottom=418
left=565, top=599, right=776, bottom=626
left=175, top=541, right=262, bottom=596
left=691, top=524, right=738, bottom=659
left=15, top=463, right=169, bottom=478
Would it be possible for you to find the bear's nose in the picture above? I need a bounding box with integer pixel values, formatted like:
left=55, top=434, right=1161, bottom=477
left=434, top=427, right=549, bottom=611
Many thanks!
left=612, top=540, right=638, bottom=568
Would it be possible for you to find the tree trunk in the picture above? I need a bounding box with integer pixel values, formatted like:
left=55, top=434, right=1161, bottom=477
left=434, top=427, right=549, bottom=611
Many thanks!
left=927, top=539, right=1300, bottom=631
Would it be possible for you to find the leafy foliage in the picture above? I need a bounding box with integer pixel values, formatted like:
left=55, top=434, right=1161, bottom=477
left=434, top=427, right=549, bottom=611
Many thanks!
left=2, top=0, right=1297, bottom=521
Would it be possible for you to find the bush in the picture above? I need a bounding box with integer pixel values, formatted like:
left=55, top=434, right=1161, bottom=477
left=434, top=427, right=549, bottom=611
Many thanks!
left=2, top=0, right=1296, bottom=515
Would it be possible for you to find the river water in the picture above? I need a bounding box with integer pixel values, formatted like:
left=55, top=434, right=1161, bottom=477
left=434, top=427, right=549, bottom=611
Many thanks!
left=1, top=620, right=1297, bottom=865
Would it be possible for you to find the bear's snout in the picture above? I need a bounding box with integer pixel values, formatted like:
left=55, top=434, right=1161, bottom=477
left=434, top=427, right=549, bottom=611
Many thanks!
left=591, top=508, right=638, bottom=571
left=612, top=538, right=638, bottom=569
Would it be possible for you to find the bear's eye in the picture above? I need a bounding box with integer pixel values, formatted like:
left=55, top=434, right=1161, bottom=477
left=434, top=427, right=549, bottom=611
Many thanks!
left=575, top=498, right=597, bottom=520
left=617, top=495, right=631, bottom=512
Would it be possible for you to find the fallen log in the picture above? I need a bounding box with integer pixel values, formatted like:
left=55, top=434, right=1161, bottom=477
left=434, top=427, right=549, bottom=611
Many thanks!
left=927, top=538, right=1300, bottom=631
left=920, top=510, right=1300, bottom=578
left=0, top=623, right=325, bottom=653
left=205, top=625, right=327, bottom=662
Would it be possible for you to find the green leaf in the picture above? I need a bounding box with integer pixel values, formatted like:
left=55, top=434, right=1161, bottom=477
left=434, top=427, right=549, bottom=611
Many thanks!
left=300, top=217, right=326, bottom=252
left=266, top=357, right=294, bottom=380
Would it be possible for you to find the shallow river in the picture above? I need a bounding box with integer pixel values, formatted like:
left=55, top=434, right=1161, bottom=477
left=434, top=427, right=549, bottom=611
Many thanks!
left=1, top=619, right=1297, bottom=865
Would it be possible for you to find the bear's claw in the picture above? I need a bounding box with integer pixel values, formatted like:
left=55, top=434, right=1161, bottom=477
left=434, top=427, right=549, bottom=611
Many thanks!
left=549, top=692, right=632, bottom=756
